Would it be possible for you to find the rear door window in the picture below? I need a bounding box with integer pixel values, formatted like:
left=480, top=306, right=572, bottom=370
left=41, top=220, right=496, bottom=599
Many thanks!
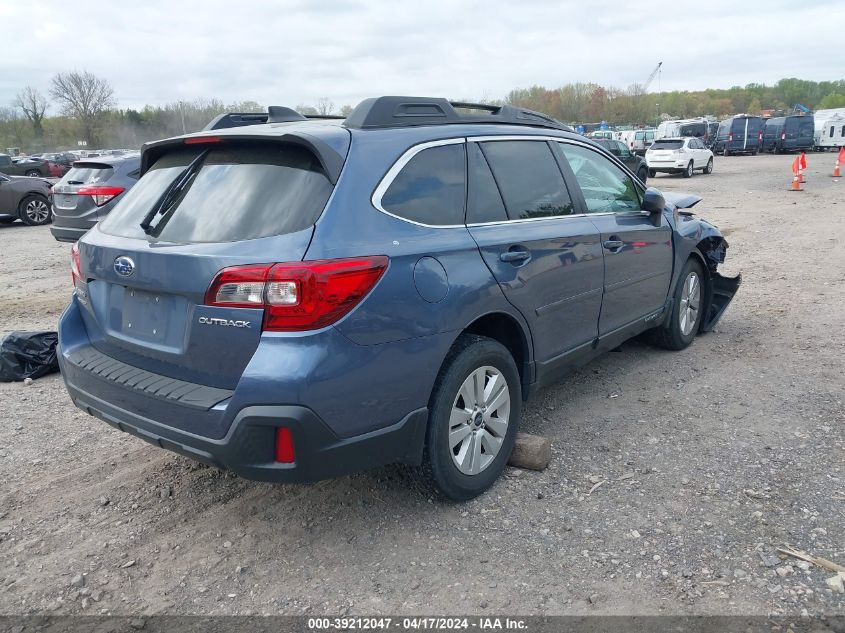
left=98, top=142, right=333, bottom=243
left=380, top=143, right=466, bottom=226
left=480, top=140, right=573, bottom=219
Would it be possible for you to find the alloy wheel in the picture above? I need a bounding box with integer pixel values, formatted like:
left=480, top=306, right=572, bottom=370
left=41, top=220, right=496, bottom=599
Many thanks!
left=448, top=366, right=510, bottom=475
left=24, top=199, right=50, bottom=224
left=679, top=271, right=701, bottom=336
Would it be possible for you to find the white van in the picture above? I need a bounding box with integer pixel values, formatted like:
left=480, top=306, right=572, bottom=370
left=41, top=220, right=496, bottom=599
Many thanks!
left=814, top=115, right=845, bottom=150
left=631, top=129, right=657, bottom=155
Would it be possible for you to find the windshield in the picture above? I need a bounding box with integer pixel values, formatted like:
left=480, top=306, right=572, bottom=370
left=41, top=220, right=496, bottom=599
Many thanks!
left=98, top=142, right=332, bottom=243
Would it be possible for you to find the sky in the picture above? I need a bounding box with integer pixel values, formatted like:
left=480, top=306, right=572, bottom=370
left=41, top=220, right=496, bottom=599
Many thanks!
left=1, top=0, right=843, bottom=112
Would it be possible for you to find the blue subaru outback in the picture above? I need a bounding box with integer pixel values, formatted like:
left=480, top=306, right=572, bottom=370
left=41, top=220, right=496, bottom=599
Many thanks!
left=57, top=97, right=740, bottom=500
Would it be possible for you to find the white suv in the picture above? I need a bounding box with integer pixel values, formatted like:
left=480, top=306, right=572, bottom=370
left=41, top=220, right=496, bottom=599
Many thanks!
left=646, top=137, right=713, bottom=178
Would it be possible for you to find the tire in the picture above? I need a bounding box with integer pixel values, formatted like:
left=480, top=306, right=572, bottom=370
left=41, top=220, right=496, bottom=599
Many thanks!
left=24, top=169, right=41, bottom=177
left=647, top=168, right=656, bottom=178
left=422, top=334, right=521, bottom=501
left=18, top=194, right=52, bottom=226
left=637, top=166, right=648, bottom=183
left=683, top=161, right=694, bottom=178
left=649, top=258, right=705, bottom=351
left=704, top=157, right=714, bottom=174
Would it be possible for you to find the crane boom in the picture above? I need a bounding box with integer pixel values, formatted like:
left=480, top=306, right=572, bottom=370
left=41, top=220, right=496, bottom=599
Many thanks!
left=642, top=62, right=663, bottom=93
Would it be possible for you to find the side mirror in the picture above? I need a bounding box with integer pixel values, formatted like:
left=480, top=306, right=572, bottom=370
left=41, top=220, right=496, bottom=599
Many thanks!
left=641, top=187, right=665, bottom=214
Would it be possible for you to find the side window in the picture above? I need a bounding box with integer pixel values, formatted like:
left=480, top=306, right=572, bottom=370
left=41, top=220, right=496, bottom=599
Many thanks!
left=381, top=143, right=466, bottom=226
left=841, top=125, right=845, bottom=137
left=0, top=156, right=11, bottom=167
left=557, top=143, right=642, bottom=214
left=830, top=126, right=835, bottom=138
left=480, top=141, right=573, bottom=219
left=466, top=143, right=507, bottom=224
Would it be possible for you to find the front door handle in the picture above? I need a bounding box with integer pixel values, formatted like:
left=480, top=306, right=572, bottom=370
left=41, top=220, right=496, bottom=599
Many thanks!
left=500, top=249, right=530, bottom=263
left=602, top=239, right=624, bottom=251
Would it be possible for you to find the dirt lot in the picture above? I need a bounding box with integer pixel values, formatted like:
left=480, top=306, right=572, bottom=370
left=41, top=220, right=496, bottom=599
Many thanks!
left=0, top=153, right=843, bottom=618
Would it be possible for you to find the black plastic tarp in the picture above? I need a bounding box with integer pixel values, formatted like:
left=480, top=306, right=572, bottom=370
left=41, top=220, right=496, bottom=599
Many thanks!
left=0, top=331, right=60, bottom=382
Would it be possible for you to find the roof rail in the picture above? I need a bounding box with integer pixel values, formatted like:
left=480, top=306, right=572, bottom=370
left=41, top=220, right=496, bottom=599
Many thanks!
left=204, top=108, right=346, bottom=130
left=343, top=96, right=572, bottom=132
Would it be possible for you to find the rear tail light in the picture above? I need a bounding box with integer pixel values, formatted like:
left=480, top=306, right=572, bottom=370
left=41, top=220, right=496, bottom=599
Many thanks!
left=205, top=256, right=389, bottom=331
left=728, top=133, right=733, bottom=142
left=77, top=185, right=125, bottom=206
left=781, top=132, right=786, bottom=140
left=71, top=242, right=81, bottom=287
left=274, top=427, right=295, bottom=463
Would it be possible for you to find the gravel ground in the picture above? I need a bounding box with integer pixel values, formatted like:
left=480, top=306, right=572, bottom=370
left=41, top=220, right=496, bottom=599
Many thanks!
left=0, top=153, right=843, bottom=617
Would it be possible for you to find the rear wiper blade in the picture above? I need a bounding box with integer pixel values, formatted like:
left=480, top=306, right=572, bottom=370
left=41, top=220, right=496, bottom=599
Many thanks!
left=140, top=149, right=210, bottom=235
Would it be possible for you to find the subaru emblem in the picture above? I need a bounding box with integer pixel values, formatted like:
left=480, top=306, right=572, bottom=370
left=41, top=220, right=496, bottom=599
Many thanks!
left=114, top=256, right=135, bottom=277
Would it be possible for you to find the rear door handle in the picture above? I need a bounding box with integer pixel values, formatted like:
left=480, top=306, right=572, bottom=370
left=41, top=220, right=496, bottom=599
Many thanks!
left=500, top=249, right=530, bottom=263
left=603, top=239, right=624, bottom=251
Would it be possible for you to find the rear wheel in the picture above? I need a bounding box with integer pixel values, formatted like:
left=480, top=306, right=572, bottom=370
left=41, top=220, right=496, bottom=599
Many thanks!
left=722, top=147, right=730, bottom=157
left=18, top=194, right=52, bottom=226
left=647, top=168, right=656, bottom=178
left=649, top=258, right=704, bottom=351
left=24, top=169, right=40, bottom=177
left=683, top=161, right=694, bottom=178
left=423, top=334, right=521, bottom=501
left=704, top=158, right=714, bottom=174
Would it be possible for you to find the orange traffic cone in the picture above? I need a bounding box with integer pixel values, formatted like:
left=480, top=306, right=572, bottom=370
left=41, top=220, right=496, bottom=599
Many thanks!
left=835, top=162, right=842, bottom=178
left=833, top=147, right=844, bottom=177
left=789, top=156, right=803, bottom=191
left=798, top=151, right=807, bottom=182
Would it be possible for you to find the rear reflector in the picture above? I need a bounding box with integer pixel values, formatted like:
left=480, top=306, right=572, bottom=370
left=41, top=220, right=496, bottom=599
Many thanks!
left=205, top=256, right=389, bottom=331
left=274, top=427, right=295, bottom=463
left=77, top=185, right=124, bottom=206
left=71, top=242, right=81, bottom=287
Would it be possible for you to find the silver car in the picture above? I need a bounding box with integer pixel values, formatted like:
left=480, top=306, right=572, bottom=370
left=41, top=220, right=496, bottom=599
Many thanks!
left=0, top=173, right=53, bottom=226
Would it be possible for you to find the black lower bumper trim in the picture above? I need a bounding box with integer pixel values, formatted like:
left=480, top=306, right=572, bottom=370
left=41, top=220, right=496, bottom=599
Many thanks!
left=702, top=271, right=742, bottom=332
left=67, top=379, right=428, bottom=483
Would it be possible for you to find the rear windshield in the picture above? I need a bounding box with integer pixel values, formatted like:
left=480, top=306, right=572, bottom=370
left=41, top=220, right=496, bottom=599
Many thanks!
left=98, top=143, right=332, bottom=243
left=63, top=164, right=114, bottom=185
left=651, top=140, right=683, bottom=150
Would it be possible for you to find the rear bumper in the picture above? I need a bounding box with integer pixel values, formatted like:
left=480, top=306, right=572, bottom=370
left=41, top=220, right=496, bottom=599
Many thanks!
left=50, top=225, right=89, bottom=242
left=60, top=355, right=428, bottom=483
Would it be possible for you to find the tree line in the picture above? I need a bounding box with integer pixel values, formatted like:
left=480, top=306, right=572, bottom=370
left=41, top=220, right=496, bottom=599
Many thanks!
left=2, top=71, right=845, bottom=153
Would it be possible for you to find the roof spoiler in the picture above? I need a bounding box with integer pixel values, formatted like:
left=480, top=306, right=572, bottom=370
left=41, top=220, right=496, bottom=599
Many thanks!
left=343, top=96, right=573, bottom=132
left=140, top=131, right=347, bottom=184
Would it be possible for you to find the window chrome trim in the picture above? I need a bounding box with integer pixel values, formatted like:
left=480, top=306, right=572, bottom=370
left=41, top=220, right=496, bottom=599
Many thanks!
left=370, top=134, right=647, bottom=230
left=371, top=137, right=467, bottom=229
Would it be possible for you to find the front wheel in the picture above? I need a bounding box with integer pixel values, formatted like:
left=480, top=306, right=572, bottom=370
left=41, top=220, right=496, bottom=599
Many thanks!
left=423, top=334, right=521, bottom=501
left=649, top=258, right=704, bottom=351
left=637, top=166, right=648, bottom=183
left=18, top=194, right=52, bottom=226
left=24, top=169, right=41, bottom=177
left=704, top=158, right=714, bottom=174
left=647, top=168, right=656, bottom=178
left=683, top=161, right=694, bottom=178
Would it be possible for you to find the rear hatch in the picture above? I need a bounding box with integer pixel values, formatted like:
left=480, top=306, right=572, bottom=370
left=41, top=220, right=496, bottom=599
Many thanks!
left=75, top=140, right=337, bottom=389
left=648, top=139, right=683, bottom=161
left=52, top=162, right=119, bottom=224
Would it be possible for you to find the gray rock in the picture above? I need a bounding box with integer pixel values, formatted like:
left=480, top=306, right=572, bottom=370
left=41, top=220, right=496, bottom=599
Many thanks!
left=733, top=569, right=747, bottom=579
left=508, top=434, right=552, bottom=471
left=758, top=552, right=780, bottom=568
left=70, top=573, right=85, bottom=588
left=98, top=496, right=110, bottom=507
left=129, top=618, right=146, bottom=630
